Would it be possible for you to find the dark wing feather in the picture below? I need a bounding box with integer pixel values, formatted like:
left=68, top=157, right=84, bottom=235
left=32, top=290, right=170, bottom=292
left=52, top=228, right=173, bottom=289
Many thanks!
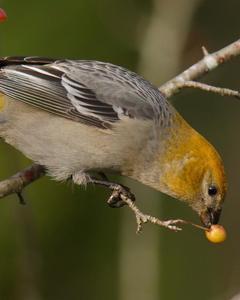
left=0, top=57, right=168, bottom=129
left=0, top=56, right=56, bottom=67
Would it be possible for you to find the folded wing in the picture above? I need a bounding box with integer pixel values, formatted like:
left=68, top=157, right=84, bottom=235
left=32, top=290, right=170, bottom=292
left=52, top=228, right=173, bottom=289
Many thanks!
left=0, top=57, right=167, bottom=129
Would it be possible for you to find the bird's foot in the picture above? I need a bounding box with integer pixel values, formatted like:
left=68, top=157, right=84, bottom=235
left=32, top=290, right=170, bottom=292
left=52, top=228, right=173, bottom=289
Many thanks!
left=97, top=172, right=135, bottom=208
left=72, top=171, right=186, bottom=233
left=120, top=195, right=185, bottom=233
left=72, top=171, right=135, bottom=208
left=155, top=219, right=185, bottom=232
left=135, top=215, right=184, bottom=233
left=107, top=183, right=135, bottom=208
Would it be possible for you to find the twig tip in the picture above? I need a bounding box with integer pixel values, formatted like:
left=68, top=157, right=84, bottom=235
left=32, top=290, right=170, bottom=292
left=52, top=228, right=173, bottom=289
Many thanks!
left=202, top=46, right=209, bottom=57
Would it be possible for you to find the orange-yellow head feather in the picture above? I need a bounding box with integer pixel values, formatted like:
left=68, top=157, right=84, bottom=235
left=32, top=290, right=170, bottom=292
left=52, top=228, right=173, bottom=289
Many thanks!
left=158, top=113, right=227, bottom=227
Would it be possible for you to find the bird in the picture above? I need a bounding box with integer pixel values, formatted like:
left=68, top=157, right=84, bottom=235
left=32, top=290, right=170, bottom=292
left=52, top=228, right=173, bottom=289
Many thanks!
left=0, top=56, right=226, bottom=229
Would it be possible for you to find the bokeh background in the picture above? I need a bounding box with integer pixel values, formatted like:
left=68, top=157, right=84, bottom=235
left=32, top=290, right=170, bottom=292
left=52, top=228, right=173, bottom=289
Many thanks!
left=0, top=0, right=239, bottom=299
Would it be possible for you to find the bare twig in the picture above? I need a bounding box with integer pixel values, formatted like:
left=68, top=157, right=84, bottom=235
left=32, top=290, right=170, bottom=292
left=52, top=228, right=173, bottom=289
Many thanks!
left=201, top=46, right=209, bottom=57
left=172, top=80, right=240, bottom=98
left=160, top=39, right=240, bottom=98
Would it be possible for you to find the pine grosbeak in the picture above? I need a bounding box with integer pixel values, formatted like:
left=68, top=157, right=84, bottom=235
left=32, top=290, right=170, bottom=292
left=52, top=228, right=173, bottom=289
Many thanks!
left=0, top=57, right=226, bottom=228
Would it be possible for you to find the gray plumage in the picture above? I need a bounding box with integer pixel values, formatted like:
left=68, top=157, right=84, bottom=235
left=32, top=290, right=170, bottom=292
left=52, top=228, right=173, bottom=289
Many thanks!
left=0, top=56, right=176, bottom=187
left=0, top=56, right=172, bottom=129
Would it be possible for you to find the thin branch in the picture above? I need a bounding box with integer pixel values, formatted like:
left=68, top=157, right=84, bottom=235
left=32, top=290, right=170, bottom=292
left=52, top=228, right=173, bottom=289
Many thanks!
left=160, top=39, right=240, bottom=97
left=172, top=80, right=240, bottom=98
left=0, top=164, right=45, bottom=199
left=201, top=46, right=209, bottom=56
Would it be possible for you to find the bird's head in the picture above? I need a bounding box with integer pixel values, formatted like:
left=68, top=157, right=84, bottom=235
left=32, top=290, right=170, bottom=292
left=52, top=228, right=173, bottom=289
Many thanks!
left=191, top=165, right=226, bottom=228
left=158, top=116, right=227, bottom=228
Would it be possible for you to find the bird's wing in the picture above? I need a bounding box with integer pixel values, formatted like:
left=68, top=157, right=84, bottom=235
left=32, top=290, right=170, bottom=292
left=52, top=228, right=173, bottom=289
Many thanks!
left=0, top=57, right=169, bottom=129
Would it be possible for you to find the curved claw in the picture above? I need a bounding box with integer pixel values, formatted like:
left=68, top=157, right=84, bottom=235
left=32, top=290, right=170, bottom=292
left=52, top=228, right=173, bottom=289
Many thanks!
left=162, top=219, right=185, bottom=231
left=107, top=190, right=125, bottom=208
left=107, top=184, right=135, bottom=208
left=166, top=225, right=182, bottom=232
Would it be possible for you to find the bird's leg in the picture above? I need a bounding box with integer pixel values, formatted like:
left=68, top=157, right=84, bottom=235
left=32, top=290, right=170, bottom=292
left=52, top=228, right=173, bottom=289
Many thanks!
left=72, top=171, right=184, bottom=232
left=88, top=177, right=183, bottom=231
left=72, top=171, right=135, bottom=208
left=97, top=172, right=135, bottom=208
left=92, top=178, right=135, bottom=208
left=91, top=174, right=183, bottom=232
left=122, top=195, right=185, bottom=232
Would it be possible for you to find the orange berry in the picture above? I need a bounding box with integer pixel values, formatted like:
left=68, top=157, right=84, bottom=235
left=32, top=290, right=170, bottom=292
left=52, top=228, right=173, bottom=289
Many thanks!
left=205, top=224, right=227, bottom=243
left=0, top=8, right=7, bottom=23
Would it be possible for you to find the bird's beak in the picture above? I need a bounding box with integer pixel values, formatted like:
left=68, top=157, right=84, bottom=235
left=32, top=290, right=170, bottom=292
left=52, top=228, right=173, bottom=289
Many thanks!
left=200, top=208, right=222, bottom=228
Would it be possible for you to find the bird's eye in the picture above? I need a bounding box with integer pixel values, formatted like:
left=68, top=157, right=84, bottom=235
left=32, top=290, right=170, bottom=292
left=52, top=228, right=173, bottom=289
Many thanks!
left=208, top=186, right=218, bottom=196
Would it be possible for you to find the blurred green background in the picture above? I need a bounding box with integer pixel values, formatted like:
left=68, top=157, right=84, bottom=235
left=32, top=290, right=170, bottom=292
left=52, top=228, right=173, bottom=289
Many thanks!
left=0, top=0, right=239, bottom=299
